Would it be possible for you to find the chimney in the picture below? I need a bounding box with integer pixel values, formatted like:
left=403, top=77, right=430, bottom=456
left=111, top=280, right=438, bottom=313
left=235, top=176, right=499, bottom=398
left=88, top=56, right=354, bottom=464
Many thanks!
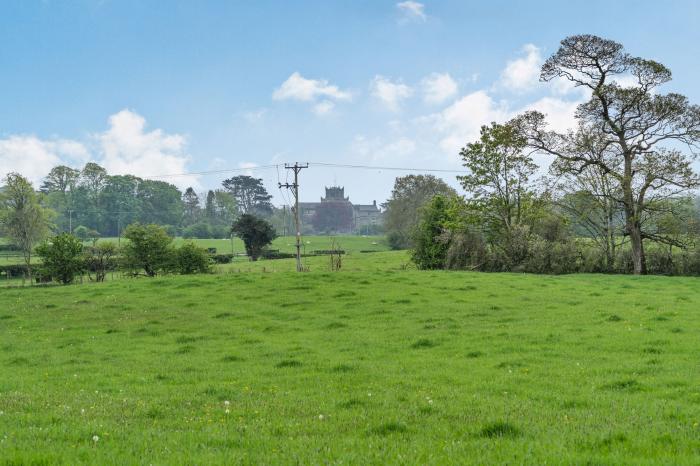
left=373, top=200, right=376, bottom=206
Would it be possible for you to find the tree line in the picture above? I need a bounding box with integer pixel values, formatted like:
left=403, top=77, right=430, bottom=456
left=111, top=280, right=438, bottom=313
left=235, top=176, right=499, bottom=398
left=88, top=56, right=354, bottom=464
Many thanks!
left=33, top=162, right=287, bottom=238
left=385, top=35, right=700, bottom=276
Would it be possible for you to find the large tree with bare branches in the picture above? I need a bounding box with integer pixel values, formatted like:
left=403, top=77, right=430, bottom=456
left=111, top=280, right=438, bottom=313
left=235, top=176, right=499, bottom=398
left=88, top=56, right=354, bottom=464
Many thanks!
left=519, top=34, right=700, bottom=274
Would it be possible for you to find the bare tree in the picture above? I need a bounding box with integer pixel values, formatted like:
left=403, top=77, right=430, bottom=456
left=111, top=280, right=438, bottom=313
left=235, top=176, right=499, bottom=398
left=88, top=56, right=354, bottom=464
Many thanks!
left=520, top=35, right=700, bottom=274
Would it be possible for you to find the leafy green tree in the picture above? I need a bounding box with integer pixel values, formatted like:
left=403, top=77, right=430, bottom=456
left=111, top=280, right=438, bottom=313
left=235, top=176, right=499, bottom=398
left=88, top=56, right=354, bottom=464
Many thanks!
left=73, top=225, right=101, bottom=245
left=212, top=190, right=237, bottom=225
left=0, top=173, right=52, bottom=280
left=384, top=175, right=456, bottom=250
left=222, top=175, right=273, bottom=216
left=73, top=225, right=90, bottom=241
left=173, top=242, right=211, bottom=274
left=36, top=233, right=84, bottom=284
left=182, top=187, right=201, bottom=225
left=459, top=121, right=537, bottom=234
left=136, top=180, right=183, bottom=227
left=121, top=223, right=173, bottom=277
left=411, top=195, right=455, bottom=269
left=80, top=162, right=108, bottom=196
left=84, top=241, right=118, bottom=282
left=98, top=175, right=140, bottom=235
left=521, top=34, right=700, bottom=274
left=459, top=121, right=542, bottom=264
left=41, top=166, right=80, bottom=233
left=231, top=214, right=276, bottom=261
left=41, top=165, right=80, bottom=195
left=205, top=190, right=216, bottom=220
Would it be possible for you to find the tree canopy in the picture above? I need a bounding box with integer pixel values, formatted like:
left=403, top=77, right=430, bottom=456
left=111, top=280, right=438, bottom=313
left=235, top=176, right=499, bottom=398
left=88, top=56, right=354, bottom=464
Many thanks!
left=519, top=34, right=700, bottom=274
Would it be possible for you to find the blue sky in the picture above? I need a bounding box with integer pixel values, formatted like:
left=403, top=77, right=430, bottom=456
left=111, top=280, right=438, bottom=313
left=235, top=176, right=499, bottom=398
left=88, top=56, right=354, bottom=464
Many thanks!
left=1, top=0, right=699, bottom=204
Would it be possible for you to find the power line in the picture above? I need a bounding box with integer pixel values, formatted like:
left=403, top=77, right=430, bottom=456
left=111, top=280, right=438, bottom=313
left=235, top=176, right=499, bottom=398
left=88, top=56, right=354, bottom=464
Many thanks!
left=143, top=164, right=282, bottom=179
left=118, top=161, right=467, bottom=182
left=307, top=162, right=468, bottom=174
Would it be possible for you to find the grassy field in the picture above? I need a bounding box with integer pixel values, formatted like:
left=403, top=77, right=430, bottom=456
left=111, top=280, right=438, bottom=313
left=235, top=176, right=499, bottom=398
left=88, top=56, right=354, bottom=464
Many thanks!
left=1, top=252, right=700, bottom=464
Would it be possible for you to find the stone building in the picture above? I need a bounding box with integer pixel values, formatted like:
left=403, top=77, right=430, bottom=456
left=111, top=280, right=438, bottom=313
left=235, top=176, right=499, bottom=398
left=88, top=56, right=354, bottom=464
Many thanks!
left=298, top=186, right=383, bottom=233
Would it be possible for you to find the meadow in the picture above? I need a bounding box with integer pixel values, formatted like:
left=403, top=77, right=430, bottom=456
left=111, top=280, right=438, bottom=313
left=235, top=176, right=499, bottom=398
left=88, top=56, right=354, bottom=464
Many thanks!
left=2, top=249, right=700, bottom=464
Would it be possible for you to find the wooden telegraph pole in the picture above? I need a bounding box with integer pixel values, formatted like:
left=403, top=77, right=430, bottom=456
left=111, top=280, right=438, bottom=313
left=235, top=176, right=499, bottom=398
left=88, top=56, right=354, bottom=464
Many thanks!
left=279, top=162, right=308, bottom=272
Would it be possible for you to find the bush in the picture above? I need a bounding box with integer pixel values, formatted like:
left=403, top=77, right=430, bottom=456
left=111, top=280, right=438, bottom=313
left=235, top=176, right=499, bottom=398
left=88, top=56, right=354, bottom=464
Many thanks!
left=173, top=242, right=211, bottom=274
left=523, top=236, right=580, bottom=275
left=444, top=230, right=490, bottom=270
left=211, top=253, right=234, bottom=264
left=73, top=225, right=100, bottom=244
left=84, top=242, right=118, bottom=282
left=35, top=233, right=85, bottom=284
left=387, top=231, right=410, bottom=250
left=121, top=223, right=173, bottom=277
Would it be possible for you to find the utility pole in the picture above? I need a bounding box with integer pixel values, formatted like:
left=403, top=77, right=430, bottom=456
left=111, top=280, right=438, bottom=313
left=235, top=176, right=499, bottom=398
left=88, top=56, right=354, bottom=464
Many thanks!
left=279, top=162, right=308, bottom=272
left=68, top=210, right=73, bottom=234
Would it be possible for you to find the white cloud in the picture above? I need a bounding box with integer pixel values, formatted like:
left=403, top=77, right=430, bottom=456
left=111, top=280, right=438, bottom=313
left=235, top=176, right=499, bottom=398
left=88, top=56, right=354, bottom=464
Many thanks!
left=0, top=111, right=196, bottom=190
left=499, top=43, right=543, bottom=93
left=0, top=136, right=90, bottom=187
left=396, top=1, right=426, bottom=22
left=421, top=72, right=458, bottom=104
left=431, top=89, right=585, bottom=156
left=273, top=72, right=351, bottom=102
left=370, top=75, right=413, bottom=112
left=97, top=110, right=197, bottom=189
left=432, top=90, right=509, bottom=155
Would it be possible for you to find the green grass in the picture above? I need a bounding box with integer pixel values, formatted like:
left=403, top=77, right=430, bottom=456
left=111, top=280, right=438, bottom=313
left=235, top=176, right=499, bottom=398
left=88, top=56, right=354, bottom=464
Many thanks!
left=1, top=252, right=700, bottom=463
left=125, top=234, right=389, bottom=255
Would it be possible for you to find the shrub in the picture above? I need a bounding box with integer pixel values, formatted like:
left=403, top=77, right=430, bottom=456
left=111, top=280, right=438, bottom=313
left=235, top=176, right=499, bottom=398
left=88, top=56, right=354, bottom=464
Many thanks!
left=444, top=230, right=490, bottom=270
left=173, top=242, right=211, bottom=274
left=84, top=242, right=118, bottom=282
left=121, top=223, right=173, bottom=277
left=211, top=253, right=234, bottom=264
left=677, top=248, right=700, bottom=275
left=73, top=225, right=100, bottom=244
left=387, top=231, right=409, bottom=250
left=35, top=233, right=85, bottom=284
left=523, top=236, right=580, bottom=275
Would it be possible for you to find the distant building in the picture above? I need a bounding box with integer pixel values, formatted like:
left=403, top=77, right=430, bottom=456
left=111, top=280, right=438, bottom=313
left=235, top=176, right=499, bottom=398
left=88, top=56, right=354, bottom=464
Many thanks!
left=299, top=186, right=383, bottom=233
